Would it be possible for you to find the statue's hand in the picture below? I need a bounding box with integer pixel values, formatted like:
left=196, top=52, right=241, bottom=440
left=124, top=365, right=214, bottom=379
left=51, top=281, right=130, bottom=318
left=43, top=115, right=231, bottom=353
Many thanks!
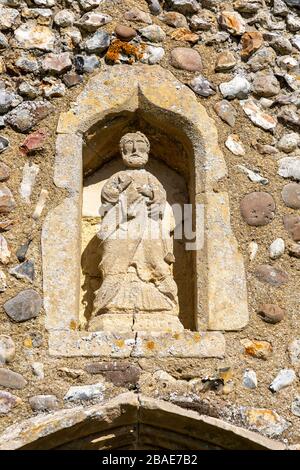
left=118, top=174, right=132, bottom=192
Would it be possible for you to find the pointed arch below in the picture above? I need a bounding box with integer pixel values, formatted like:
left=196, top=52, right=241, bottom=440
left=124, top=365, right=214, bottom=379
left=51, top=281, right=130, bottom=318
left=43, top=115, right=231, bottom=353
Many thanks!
left=42, top=64, right=248, bottom=356
left=0, top=393, right=284, bottom=450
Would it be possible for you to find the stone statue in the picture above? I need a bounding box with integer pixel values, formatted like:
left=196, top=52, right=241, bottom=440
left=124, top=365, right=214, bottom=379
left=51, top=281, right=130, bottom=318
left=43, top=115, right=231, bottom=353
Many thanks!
left=88, top=132, right=182, bottom=332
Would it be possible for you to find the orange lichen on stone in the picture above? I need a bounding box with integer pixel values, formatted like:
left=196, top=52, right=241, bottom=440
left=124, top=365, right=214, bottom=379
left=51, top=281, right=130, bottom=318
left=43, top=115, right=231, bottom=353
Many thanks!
left=193, top=333, right=202, bottom=343
left=146, top=341, right=155, bottom=350
left=170, top=28, right=199, bottom=44
left=23, top=338, right=32, bottom=348
left=115, top=339, right=125, bottom=348
left=69, top=320, right=77, bottom=330
left=105, top=39, right=144, bottom=64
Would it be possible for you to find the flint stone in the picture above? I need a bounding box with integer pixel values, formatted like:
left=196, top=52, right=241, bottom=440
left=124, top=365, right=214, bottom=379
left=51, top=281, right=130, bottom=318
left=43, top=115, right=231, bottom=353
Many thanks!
left=166, top=0, right=200, bottom=15
left=225, top=134, right=245, bottom=156
left=241, top=408, right=289, bottom=437
left=241, top=31, right=263, bottom=59
left=0, top=32, right=8, bottom=48
left=254, top=265, right=288, bottom=287
left=82, top=30, right=110, bottom=53
left=291, top=395, right=300, bottom=417
left=0, top=336, right=15, bottom=365
left=0, top=233, right=10, bottom=264
left=115, top=24, right=137, bottom=42
left=53, top=10, right=75, bottom=28
left=0, top=368, right=27, bottom=390
left=241, top=339, right=272, bottom=360
left=4, top=289, right=42, bottom=323
left=218, top=11, right=246, bottom=36
left=240, top=192, right=275, bottom=226
left=252, top=72, right=280, bottom=98
left=140, top=24, right=166, bottom=43
left=14, top=22, right=56, bottom=51
left=140, top=45, right=165, bottom=65
left=29, top=395, right=59, bottom=412
left=277, top=133, right=300, bottom=153
left=248, top=47, right=276, bottom=72
left=75, top=54, right=100, bottom=74
left=257, top=304, right=285, bottom=324
left=9, top=260, right=35, bottom=283
left=289, top=339, right=300, bottom=365
left=85, top=362, right=140, bottom=388
left=214, top=100, right=236, bottom=127
left=282, top=182, right=300, bottom=209
left=124, top=7, right=152, bottom=24
left=79, top=0, right=103, bottom=11
left=0, top=136, right=9, bottom=154
left=269, top=238, right=285, bottom=259
left=269, top=369, right=296, bottom=393
left=170, top=47, right=202, bottom=72
left=283, top=214, right=300, bottom=241
left=159, top=11, right=188, bottom=29
left=0, top=6, right=20, bottom=30
left=215, top=51, right=236, bottom=72
left=77, top=12, right=112, bottom=32
left=64, top=382, right=105, bottom=402
left=243, top=370, right=257, bottom=389
left=41, top=52, right=72, bottom=75
left=219, top=76, right=251, bottom=100
left=241, top=99, right=277, bottom=131
left=189, top=75, right=216, bottom=97
left=278, top=157, right=300, bottom=180
left=0, top=391, right=20, bottom=414
left=0, top=184, right=16, bottom=213
left=5, top=100, right=53, bottom=133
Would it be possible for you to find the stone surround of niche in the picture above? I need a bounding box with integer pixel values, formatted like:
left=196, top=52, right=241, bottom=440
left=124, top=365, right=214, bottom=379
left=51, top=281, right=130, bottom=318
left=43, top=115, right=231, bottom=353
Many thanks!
left=42, top=64, right=249, bottom=358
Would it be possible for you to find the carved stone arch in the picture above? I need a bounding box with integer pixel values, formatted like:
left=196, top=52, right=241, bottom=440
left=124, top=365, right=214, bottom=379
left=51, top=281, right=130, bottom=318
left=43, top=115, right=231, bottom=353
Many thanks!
left=0, top=393, right=284, bottom=450
left=42, top=64, right=248, bottom=358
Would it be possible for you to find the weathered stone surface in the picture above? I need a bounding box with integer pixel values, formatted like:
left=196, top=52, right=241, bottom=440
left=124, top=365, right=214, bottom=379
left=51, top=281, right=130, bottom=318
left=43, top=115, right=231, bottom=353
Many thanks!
left=240, top=192, right=275, bottom=226
left=170, top=27, right=199, bottom=43
left=283, top=214, right=300, bottom=241
left=241, top=408, right=289, bottom=437
left=170, top=47, right=202, bottom=71
left=214, top=100, right=236, bottom=126
left=269, top=369, right=296, bottom=393
left=140, top=45, right=165, bottom=64
left=257, top=304, right=285, bottom=324
left=277, top=133, right=300, bottom=153
left=207, top=192, right=248, bottom=331
left=190, top=10, right=216, bottom=31
left=288, top=243, right=300, bottom=258
left=5, top=100, right=53, bottom=133
left=241, top=32, right=263, bottom=59
left=29, top=395, right=59, bottom=412
left=0, top=184, right=16, bottom=213
left=14, top=22, right=56, bottom=51
left=254, top=265, right=289, bottom=287
left=0, top=391, right=20, bottom=415
left=64, top=382, right=105, bottom=402
left=0, top=6, right=20, bottom=30
left=4, top=289, right=42, bottom=323
left=63, top=72, right=83, bottom=88
left=241, top=339, right=273, bottom=360
left=241, top=100, right=277, bottom=131
left=77, top=11, right=111, bottom=32
left=159, top=11, right=188, bottom=28
left=278, top=157, right=300, bottom=180
left=248, top=47, right=276, bottom=72
left=0, top=368, right=27, bottom=390
left=85, top=362, right=140, bottom=388
left=237, top=165, right=268, bottom=185
left=54, top=9, right=75, bottom=28
left=0, top=270, right=7, bottom=293
left=0, top=336, right=15, bottom=365
left=215, top=51, right=236, bottom=72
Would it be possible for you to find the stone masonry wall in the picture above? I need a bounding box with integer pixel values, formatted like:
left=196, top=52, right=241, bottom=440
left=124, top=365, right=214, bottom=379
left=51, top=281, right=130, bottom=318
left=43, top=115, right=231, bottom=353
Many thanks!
left=0, top=0, right=300, bottom=448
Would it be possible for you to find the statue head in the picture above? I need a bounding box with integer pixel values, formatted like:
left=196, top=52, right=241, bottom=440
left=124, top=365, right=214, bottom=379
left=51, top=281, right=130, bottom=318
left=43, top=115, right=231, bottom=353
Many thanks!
left=120, top=132, right=150, bottom=169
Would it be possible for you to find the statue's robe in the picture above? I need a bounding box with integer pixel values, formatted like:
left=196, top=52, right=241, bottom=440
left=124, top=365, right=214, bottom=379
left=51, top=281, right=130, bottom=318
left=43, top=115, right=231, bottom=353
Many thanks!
left=93, top=169, right=179, bottom=316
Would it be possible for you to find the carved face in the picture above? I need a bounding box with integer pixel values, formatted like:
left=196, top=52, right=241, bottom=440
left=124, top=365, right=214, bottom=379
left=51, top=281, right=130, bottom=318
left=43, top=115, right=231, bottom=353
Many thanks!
left=121, top=133, right=149, bottom=169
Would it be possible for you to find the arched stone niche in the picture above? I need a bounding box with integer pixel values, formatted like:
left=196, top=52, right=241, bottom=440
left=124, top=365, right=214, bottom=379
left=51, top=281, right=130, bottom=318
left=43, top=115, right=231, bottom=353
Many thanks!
left=42, top=65, right=248, bottom=358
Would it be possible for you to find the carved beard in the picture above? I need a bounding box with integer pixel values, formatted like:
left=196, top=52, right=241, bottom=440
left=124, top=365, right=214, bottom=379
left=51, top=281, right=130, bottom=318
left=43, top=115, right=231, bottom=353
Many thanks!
left=122, top=153, right=148, bottom=169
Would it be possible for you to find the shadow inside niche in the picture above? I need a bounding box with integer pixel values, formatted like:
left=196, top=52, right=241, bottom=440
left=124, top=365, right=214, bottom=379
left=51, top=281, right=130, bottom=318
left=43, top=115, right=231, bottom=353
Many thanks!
left=81, top=231, right=102, bottom=324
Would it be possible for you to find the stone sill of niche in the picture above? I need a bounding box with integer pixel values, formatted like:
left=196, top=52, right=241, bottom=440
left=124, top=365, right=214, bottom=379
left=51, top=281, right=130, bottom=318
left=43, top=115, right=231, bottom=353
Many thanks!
left=48, top=330, right=226, bottom=358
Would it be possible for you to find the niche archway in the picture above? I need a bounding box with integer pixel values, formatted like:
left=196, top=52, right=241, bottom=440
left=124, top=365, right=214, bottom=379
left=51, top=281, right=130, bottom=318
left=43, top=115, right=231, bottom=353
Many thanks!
left=42, top=65, right=248, bottom=358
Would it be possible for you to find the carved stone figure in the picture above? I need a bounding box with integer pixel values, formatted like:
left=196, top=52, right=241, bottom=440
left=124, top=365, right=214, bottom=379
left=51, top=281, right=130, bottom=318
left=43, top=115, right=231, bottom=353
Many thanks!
left=88, top=132, right=181, bottom=331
